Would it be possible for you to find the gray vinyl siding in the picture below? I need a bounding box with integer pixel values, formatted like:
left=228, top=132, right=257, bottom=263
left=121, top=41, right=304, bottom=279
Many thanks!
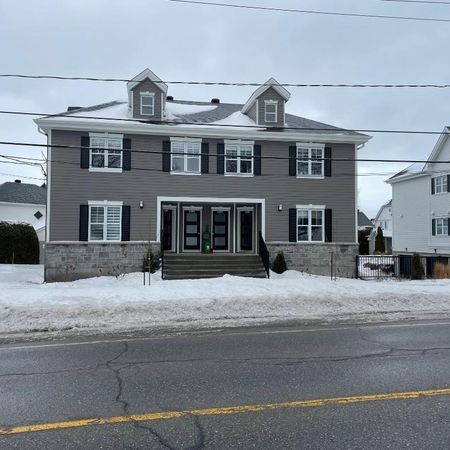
left=49, top=130, right=356, bottom=243
left=131, top=79, right=164, bottom=120
left=256, top=87, right=285, bottom=127
left=247, top=102, right=257, bottom=123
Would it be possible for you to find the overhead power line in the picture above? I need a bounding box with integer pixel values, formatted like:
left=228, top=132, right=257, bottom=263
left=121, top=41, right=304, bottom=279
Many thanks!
left=169, top=0, right=450, bottom=22
left=1, top=73, right=450, bottom=89
left=0, top=140, right=446, bottom=166
left=381, top=0, right=450, bottom=5
left=0, top=172, right=45, bottom=181
left=2, top=108, right=450, bottom=136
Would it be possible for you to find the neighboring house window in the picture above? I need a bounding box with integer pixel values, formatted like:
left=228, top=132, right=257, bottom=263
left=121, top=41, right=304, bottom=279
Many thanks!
left=434, top=175, right=448, bottom=194
left=296, top=144, right=324, bottom=177
left=34, top=211, right=43, bottom=220
left=297, top=208, right=324, bottom=242
left=435, top=218, right=449, bottom=236
left=225, top=141, right=253, bottom=175
left=140, top=92, right=155, bottom=116
left=264, top=100, right=277, bottom=122
left=89, top=203, right=122, bottom=241
left=90, top=134, right=122, bottom=170
left=171, top=139, right=201, bottom=173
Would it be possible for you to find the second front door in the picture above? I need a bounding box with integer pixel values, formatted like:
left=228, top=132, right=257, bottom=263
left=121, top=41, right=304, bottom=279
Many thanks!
left=184, top=210, right=201, bottom=251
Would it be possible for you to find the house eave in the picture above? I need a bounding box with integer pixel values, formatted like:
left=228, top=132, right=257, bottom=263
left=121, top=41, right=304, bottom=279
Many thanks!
left=34, top=118, right=370, bottom=144
left=386, top=172, right=428, bottom=185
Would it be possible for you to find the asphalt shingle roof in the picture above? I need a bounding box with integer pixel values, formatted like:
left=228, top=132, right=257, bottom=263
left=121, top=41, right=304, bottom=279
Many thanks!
left=0, top=182, right=46, bottom=205
left=358, top=210, right=374, bottom=228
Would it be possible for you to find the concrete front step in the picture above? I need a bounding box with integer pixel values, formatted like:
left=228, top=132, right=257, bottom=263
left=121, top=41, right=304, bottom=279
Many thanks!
left=163, top=253, right=267, bottom=280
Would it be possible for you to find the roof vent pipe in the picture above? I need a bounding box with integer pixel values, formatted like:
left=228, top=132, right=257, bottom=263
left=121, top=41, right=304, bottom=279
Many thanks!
left=211, top=98, right=220, bottom=104
left=14, top=179, right=21, bottom=183
left=166, top=96, right=174, bottom=101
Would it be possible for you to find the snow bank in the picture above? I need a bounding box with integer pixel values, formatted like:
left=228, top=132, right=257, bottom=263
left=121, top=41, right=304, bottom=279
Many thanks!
left=1, top=265, right=450, bottom=336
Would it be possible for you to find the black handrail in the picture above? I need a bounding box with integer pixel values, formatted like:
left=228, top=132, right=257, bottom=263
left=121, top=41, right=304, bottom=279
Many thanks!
left=160, top=239, right=164, bottom=280
left=258, top=231, right=270, bottom=278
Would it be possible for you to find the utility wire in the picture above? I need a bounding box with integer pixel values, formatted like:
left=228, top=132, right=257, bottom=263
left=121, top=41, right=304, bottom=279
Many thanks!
left=0, top=140, right=446, bottom=165
left=169, top=0, right=450, bottom=22
left=1, top=73, right=450, bottom=89
left=2, top=109, right=450, bottom=136
left=381, top=0, right=450, bottom=5
left=0, top=171, right=45, bottom=181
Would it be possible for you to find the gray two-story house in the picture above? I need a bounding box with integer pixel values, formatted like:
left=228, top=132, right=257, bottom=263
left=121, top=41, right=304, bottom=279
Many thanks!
left=35, top=68, right=370, bottom=282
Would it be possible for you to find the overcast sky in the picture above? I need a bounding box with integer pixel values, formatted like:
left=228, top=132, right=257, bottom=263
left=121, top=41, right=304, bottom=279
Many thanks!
left=1, top=0, right=449, bottom=218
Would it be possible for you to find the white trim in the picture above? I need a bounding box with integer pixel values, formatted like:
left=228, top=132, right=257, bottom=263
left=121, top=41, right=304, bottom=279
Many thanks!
left=140, top=92, right=155, bottom=116
left=264, top=100, right=278, bottom=123
left=88, top=133, right=123, bottom=172
left=296, top=204, right=326, bottom=209
left=87, top=202, right=122, bottom=242
left=295, top=143, right=325, bottom=178
left=170, top=138, right=202, bottom=174
left=296, top=206, right=325, bottom=243
left=161, top=92, right=164, bottom=118
left=35, top=118, right=370, bottom=145
left=170, top=136, right=203, bottom=143
left=256, top=99, right=259, bottom=125
left=46, top=129, right=51, bottom=242
left=182, top=206, right=203, bottom=252
left=88, top=200, right=123, bottom=206
left=127, top=68, right=168, bottom=94
left=211, top=207, right=231, bottom=252
left=0, top=201, right=46, bottom=208
left=156, top=196, right=265, bottom=243
left=241, top=77, right=291, bottom=114
left=224, top=141, right=254, bottom=176
left=89, top=132, right=123, bottom=139
left=354, top=144, right=359, bottom=244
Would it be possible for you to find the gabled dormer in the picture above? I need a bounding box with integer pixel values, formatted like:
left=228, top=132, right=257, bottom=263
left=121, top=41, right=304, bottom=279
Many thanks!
left=241, top=78, right=291, bottom=127
left=127, top=68, right=168, bottom=121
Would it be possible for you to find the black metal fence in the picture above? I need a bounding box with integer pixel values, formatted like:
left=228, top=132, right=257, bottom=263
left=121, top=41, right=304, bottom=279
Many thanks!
left=357, top=254, right=442, bottom=280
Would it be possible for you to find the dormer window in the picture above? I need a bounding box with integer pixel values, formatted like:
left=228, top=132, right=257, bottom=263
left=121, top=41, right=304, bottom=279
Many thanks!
left=264, top=100, right=277, bottom=123
left=140, top=92, right=155, bottom=116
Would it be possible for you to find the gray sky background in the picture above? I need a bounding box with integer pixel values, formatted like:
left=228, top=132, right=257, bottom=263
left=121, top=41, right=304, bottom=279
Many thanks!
left=1, top=0, right=449, bottom=218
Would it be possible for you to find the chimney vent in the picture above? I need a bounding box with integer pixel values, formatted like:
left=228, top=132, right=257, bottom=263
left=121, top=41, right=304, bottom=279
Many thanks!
left=15, top=179, right=21, bottom=183
left=211, top=98, right=220, bottom=104
left=166, top=96, right=174, bottom=101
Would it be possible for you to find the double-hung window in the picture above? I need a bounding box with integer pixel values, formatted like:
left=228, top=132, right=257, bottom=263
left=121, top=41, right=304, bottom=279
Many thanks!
left=140, top=92, right=155, bottom=116
left=90, top=134, right=123, bottom=171
left=435, top=218, right=449, bottom=236
left=433, top=175, right=448, bottom=194
left=264, top=100, right=277, bottom=123
left=171, top=139, right=201, bottom=174
left=297, top=207, right=324, bottom=242
left=225, top=141, right=253, bottom=175
left=296, top=144, right=324, bottom=177
left=89, top=202, right=122, bottom=241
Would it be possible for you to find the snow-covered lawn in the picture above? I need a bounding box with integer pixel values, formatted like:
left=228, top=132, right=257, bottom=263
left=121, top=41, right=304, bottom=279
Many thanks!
left=1, top=264, right=450, bottom=337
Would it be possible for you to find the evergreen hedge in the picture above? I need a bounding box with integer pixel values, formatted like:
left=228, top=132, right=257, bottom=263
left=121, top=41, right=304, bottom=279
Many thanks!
left=358, top=229, right=371, bottom=255
left=375, top=226, right=386, bottom=254
left=0, top=222, right=39, bottom=264
left=272, top=251, right=287, bottom=274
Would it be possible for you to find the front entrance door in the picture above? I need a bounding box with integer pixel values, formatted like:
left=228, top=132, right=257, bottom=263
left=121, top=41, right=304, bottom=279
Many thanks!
left=239, top=209, right=254, bottom=252
left=212, top=210, right=229, bottom=251
left=184, top=210, right=201, bottom=251
left=162, top=209, right=174, bottom=251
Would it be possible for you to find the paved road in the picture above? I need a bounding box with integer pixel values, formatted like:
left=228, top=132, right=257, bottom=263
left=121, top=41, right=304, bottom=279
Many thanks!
left=1, top=320, right=450, bottom=449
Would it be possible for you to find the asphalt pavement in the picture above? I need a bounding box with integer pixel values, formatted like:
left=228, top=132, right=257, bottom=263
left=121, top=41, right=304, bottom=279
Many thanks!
left=1, top=320, right=450, bottom=449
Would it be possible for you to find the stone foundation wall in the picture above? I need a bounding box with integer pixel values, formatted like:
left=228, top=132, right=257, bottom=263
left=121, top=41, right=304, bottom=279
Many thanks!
left=267, top=242, right=358, bottom=278
left=44, top=242, right=160, bottom=282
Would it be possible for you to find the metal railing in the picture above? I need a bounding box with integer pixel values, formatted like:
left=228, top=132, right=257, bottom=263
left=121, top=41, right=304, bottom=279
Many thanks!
left=258, top=231, right=270, bottom=278
left=357, top=255, right=397, bottom=279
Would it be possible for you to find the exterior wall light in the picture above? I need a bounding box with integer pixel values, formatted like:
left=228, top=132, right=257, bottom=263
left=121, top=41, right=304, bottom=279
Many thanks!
left=139, top=201, right=144, bottom=209
left=278, top=204, right=283, bottom=212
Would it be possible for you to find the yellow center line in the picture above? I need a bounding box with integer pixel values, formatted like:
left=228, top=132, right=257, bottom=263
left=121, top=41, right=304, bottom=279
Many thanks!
left=1, top=387, right=450, bottom=436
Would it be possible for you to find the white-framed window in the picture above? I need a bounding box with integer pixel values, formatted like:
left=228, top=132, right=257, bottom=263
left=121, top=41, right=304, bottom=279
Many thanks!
left=264, top=100, right=278, bottom=123
left=435, top=218, right=449, bottom=236
left=140, top=92, right=155, bottom=116
left=296, top=143, right=324, bottom=177
left=433, top=175, right=448, bottom=194
left=88, top=202, right=122, bottom=241
left=297, top=207, right=324, bottom=242
left=225, top=141, right=254, bottom=176
left=89, top=133, right=123, bottom=171
left=170, top=138, right=201, bottom=174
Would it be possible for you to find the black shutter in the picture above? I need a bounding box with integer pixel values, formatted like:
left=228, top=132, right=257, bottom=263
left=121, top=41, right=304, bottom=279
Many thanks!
left=325, top=209, right=332, bottom=242
left=121, top=205, right=130, bottom=241
left=254, top=144, right=261, bottom=175
left=431, top=178, right=435, bottom=195
left=79, top=205, right=89, bottom=241
left=447, top=175, right=450, bottom=193
left=80, top=136, right=90, bottom=169
left=289, top=146, right=296, bottom=176
left=289, top=208, right=297, bottom=242
left=448, top=219, right=450, bottom=236
left=432, top=219, right=436, bottom=236
left=201, top=142, right=209, bottom=174
left=122, top=138, right=131, bottom=171
left=217, top=143, right=225, bottom=174
left=162, top=141, right=171, bottom=172
left=324, top=147, right=332, bottom=177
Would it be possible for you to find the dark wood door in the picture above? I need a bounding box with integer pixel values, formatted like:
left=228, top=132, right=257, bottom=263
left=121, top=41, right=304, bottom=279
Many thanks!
left=212, top=210, right=229, bottom=251
left=184, top=210, right=201, bottom=251
left=162, top=209, right=173, bottom=251
left=240, top=210, right=253, bottom=251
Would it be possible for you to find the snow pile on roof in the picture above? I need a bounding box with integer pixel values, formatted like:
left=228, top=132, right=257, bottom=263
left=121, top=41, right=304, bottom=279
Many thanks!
left=2, top=265, right=450, bottom=337
left=389, top=162, right=425, bottom=181
left=211, top=111, right=259, bottom=129
left=165, top=102, right=218, bottom=117
left=68, top=101, right=128, bottom=120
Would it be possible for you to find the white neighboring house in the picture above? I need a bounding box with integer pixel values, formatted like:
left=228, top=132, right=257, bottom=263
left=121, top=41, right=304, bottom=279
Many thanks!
left=368, top=200, right=393, bottom=254
left=386, top=127, right=450, bottom=258
left=0, top=180, right=47, bottom=241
